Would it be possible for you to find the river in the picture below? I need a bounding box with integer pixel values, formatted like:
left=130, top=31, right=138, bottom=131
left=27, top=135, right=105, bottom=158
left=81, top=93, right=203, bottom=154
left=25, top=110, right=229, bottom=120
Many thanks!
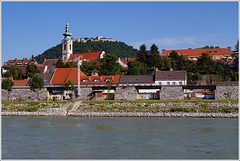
left=2, top=116, right=238, bottom=159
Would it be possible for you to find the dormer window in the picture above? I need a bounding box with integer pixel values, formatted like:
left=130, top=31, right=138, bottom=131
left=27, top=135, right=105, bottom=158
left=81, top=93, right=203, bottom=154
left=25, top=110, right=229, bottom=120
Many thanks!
left=93, top=78, right=101, bottom=82
left=105, top=78, right=113, bottom=82
left=82, top=79, right=90, bottom=82
left=75, top=55, right=80, bottom=61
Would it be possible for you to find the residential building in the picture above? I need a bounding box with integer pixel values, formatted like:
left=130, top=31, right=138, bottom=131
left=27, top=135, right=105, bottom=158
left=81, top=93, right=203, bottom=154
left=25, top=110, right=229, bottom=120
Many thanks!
left=160, top=47, right=234, bottom=61
left=154, top=70, right=187, bottom=86
left=118, top=57, right=137, bottom=68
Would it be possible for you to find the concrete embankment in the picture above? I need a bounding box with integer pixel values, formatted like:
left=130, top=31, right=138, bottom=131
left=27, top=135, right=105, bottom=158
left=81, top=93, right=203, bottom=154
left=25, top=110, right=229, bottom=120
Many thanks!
left=1, top=102, right=238, bottom=118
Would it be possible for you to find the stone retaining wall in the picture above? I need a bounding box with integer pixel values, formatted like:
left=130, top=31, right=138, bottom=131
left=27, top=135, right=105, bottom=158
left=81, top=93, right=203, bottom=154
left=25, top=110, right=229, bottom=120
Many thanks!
left=160, top=86, right=184, bottom=100
left=77, top=87, right=92, bottom=100
left=115, top=86, right=137, bottom=100
left=1, top=88, right=48, bottom=101
left=215, top=85, right=239, bottom=100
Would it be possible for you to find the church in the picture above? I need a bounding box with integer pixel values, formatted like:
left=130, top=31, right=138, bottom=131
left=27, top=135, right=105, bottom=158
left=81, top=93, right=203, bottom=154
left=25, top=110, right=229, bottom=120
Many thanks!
left=61, top=18, right=105, bottom=63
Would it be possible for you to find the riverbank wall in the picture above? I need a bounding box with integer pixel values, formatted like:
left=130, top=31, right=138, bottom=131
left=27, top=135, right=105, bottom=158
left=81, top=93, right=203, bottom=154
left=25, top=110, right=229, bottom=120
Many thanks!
left=1, top=102, right=238, bottom=118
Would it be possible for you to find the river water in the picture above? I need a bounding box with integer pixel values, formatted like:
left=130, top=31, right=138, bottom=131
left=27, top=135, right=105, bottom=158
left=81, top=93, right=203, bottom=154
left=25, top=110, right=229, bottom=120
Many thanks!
left=2, top=116, right=238, bottom=159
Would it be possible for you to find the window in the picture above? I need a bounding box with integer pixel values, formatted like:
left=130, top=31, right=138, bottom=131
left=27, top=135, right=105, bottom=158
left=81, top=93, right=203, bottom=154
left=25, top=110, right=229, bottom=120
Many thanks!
left=213, top=57, right=216, bottom=59
left=167, top=82, right=170, bottom=85
left=220, top=57, right=222, bottom=59
left=173, top=82, right=176, bottom=85
left=82, top=79, right=90, bottom=82
left=105, top=78, right=113, bottom=82
left=179, top=82, right=182, bottom=85
left=159, top=82, right=161, bottom=85
left=93, top=78, right=101, bottom=82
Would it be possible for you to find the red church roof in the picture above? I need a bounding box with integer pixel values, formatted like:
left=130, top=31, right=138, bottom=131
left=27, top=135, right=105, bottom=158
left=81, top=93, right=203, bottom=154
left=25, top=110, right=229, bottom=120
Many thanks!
left=68, top=51, right=102, bottom=61
left=50, top=68, right=86, bottom=85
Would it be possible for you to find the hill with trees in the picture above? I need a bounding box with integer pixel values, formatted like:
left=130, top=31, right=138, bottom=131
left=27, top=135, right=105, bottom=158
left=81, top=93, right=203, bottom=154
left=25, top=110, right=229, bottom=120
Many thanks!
left=34, top=40, right=138, bottom=64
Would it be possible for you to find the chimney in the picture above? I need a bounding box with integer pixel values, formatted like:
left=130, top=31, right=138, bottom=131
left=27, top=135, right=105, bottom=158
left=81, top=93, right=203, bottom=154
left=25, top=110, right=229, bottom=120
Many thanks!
left=23, top=58, right=25, bottom=61
left=227, top=46, right=231, bottom=51
left=162, top=49, right=166, bottom=53
left=15, top=58, right=17, bottom=62
left=44, top=58, right=47, bottom=62
left=188, top=48, right=192, bottom=50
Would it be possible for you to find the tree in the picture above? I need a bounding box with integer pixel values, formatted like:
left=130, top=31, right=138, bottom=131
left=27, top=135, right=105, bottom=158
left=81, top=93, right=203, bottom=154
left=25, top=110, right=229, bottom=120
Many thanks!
left=137, top=44, right=148, bottom=64
left=162, top=57, right=171, bottom=70
left=2, top=78, right=14, bottom=101
left=100, top=54, right=121, bottom=75
left=81, top=61, right=96, bottom=76
left=4, top=65, right=22, bottom=80
left=106, top=80, right=113, bottom=100
left=26, top=55, right=40, bottom=78
left=29, top=75, right=45, bottom=100
left=64, top=79, right=75, bottom=91
left=196, top=52, right=215, bottom=74
left=127, top=61, right=141, bottom=75
left=56, top=56, right=64, bottom=68
left=64, top=62, right=77, bottom=68
left=147, top=44, right=161, bottom=68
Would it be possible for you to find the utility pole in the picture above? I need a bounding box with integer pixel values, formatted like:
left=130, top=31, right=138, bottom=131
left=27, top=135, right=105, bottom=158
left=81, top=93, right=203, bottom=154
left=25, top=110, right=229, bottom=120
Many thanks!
left=78, top=60, right=82, bottom=98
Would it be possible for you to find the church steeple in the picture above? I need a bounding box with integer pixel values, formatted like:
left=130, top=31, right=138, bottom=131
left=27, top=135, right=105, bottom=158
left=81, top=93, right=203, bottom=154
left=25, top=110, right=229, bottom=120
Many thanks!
left=63, top=17, right=72, bottom=40
left=62, top=17, right=73, bottom=61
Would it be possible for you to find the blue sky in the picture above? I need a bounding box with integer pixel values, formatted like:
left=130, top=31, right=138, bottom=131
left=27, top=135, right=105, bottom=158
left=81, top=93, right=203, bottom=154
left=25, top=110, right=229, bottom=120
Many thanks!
left=2, top=1, right=238, bottom=63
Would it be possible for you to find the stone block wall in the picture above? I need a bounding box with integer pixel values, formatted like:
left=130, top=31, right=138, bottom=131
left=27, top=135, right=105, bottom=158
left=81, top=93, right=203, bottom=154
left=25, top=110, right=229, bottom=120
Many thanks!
left=115, top=86, right=138, bottom=100
left=160, top=86, right=184, bottom=100
left=77, top=87, right=92, bottom=100
left=1, top=88, right=48, bottom=101
left=215, top=85, right=239, bottom=99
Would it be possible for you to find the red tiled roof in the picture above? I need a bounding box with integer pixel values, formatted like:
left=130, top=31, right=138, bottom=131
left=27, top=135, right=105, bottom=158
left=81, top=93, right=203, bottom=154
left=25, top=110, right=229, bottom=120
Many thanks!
left=80, top=75, right=121, bottom=85
left=37, top=65, right=46, bottom=73
left=68, top=52, right=102, bottom=61
left=50, top=68, right=87, bottom=85
left=119, top=57, right=137, bottom=65
left=43, top=59, right=58, bottom=65
left=12, top=80, right=29, bottom=86
left=160, top=48, right=233, bottom=57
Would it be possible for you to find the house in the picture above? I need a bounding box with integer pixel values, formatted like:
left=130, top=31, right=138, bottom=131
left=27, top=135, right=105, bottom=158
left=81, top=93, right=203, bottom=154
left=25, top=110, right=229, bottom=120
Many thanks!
left=118, top=57, right=137, bottom=68
left=160, top=47, right=234, bottom=61
left=154, top=70, right=187, bottom=85
left=68, top=51, right=105, bottom=63
left=50, top=67, right=120, bottom=100
left=42, top=59, right=58, bottom=73
left=118, top=75, right=159, bottom=99
left=2, top=58, right=31, bottom=75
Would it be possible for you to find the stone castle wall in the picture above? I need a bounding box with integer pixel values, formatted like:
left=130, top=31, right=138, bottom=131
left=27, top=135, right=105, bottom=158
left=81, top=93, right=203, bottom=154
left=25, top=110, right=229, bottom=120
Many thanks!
left=76, top=87, right=92, bottom=100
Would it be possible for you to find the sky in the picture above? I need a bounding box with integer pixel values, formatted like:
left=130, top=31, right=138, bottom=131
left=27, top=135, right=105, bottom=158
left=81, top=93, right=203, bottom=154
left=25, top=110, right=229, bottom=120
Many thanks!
left=1, top=1, right=239, bottom=63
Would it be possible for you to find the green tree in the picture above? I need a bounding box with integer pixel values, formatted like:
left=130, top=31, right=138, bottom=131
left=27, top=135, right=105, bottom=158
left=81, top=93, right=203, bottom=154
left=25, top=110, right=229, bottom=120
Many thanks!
left=106, top=80, right=113, bottom=100
left=127, top=61, right=141, bottom=75
left=64, top=79, right=75, bottom=91
left=81, top=61, right=96, bottom=76
left=137, top=44, right=148, bottom=64
left=4, top=65, right=22, bottom=80
left=29, top=75, right=45, bottom=100
left=56, top=56, right=64, bottom=68
left=196, top=52, right=215, bottom=74
left=64, top=62, right=77, bottom=68
left=162, top=57, right=171, bottom=71
left=2, top=78, right=14, bottom=100
left=147, top=44, right=161, bottom=68
left=100, top=54, right=121, bottom=75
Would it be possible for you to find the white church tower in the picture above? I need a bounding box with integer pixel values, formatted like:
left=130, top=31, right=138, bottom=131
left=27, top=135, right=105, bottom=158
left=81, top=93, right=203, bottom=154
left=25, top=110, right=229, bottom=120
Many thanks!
left=62, top=18, right=73, bottom=62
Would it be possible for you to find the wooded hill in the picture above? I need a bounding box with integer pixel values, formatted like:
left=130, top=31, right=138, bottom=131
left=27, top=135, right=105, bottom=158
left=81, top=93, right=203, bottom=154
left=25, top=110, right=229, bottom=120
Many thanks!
left=34, top=41, right=138, bottom=64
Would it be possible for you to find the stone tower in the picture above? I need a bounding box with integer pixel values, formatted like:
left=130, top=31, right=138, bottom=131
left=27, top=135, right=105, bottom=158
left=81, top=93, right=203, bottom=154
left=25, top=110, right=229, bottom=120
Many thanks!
left=62, top=18, right=73, bottom=62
